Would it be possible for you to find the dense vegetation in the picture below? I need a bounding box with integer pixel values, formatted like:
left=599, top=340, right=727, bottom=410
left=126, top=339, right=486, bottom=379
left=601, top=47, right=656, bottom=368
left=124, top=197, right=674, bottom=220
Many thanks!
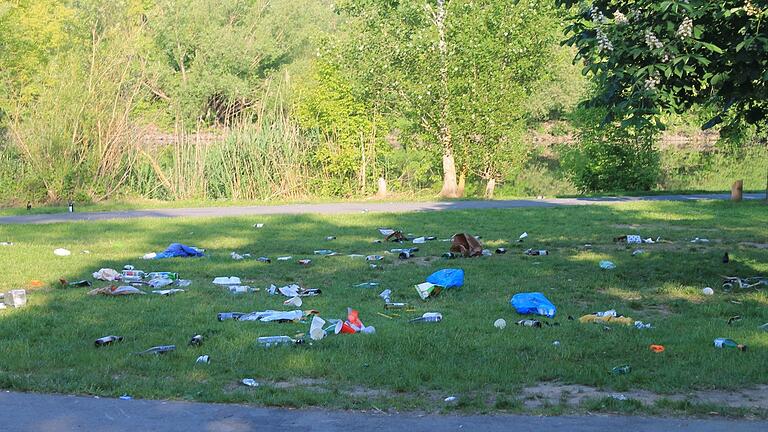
left=0, top=0, right=765, bottom=204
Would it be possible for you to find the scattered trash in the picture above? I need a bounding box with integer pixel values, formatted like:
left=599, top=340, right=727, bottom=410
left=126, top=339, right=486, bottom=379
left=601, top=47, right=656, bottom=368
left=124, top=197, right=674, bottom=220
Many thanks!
left=152, top=289, right=185, bottom=296
left=494, top=318, right=507, bottom=329
left=495, top=248, right=507, bottom=254
left=599, top=260, right=616, bottom=270
left=649, top=344, right=665, bottom=353
left=516, top=319, right=542, bottom=328
left=314, top=250, right=336, bottom=256
left=148, top=278, right=173, bottom=289
left=275, top=284, right=321, bottom=298
left=384, top=302, right=408, bottom=310
left=257, top=256, right=272, bottom=263
left=721, top=275, right=767, bottom=290
left=634, top=320, right=652, bottom=329
left=611, top=365, right=631, bottom=375
left=524, top=249, right=548, bottom=256
left=580, top=310, right=633, bottom=326
left=189, top=335, right=203, bottom=346
left=409, top=312, right=443, bottom=323
left=552, top=340, right=561, bottom=346
left=284, top=296, right=303, bottom=307
left=88, top=286, right=145, bottom=296
left=365, top=255, right=384, bottom=261
left=632, top=249, right=644, bottom=256
left=94, top=335, right=123, bottom=347
left=135, top=345, right=176, bottom=355
left=53, top=248, right=71, bottom=256
left=325, top=236, right=336, bottom=241
left=28, top=280, right=45, bottom=288
left=412, top=237, right=426, bottom=244
left=691, top=237, right=710, bottom=243
left=277, top=256, right=292, bottom=261
left=442, top=252, right=462, bottom=259
left=727, top=315, right=742, bottom=325
left=257, top=335, right=301, bottom=347
left=713, top=338, right=746, bottom=351
left=0, top=242, right=13, bottom=246
left=759, top=323, right=768, bottom=332
left=510, top=292, right=556, bottom=318
left=298, top=259, right=312, bottom=265
left=59, top=279, right=92, bottom=288
left=517, top=232, right=528, bottom=242
left=195, top=355, right=210, bottom=364
left=119, top=395, right=132, bottom=400
left=121, top=270, right=145, bottom=282
left=146, top=243, right=204, bottom=259
left=92, top=268, right=120, bottom=281
left=335, top=308, right=376, bottom=333
left=415, top=282, right=440, bottom=300
left=231, top=252, right=246, bottom=260
left=702, top=287, right=714, bottom=295
left=426, top=268, right=464, bottom=288
left=309, top=315, right=326, bottom=341
left=212, top=276, right=241, bottom=285
left=217, top=312, right=245, bottom=321
left=238, top=310, right=305, bottom=323
left=444, top=396, right=458, bottom=403
left=610, top=394, right=628, bottom=401
left=356, top=282, right=380, bottom=288
left=450, top=233, right=483, bottom=257
left=241, top=378, right=260, bottom=387
left=228, top=286, right=257, bottom=294
left=379, top=289, right=392, bottom=302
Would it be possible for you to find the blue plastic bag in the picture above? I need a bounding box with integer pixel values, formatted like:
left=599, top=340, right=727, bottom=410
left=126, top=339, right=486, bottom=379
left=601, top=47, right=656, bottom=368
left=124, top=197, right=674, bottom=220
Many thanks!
left=154, top=243, right=204, bottom=259
left=426, top=269, right=464, bottom=289
left=510, top=292, right=556, bottom=318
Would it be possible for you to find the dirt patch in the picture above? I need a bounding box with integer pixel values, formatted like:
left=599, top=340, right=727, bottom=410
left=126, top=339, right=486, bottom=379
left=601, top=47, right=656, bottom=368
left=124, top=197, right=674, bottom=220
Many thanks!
left=269, top=378, right=328, bottom=389
left=611, top=223, right=720, bottom=233
left=392, top=256, right=436, bottom=267
left=739, top=242, right=768, bottom=249
left=521, top=382, right=768, bottom=410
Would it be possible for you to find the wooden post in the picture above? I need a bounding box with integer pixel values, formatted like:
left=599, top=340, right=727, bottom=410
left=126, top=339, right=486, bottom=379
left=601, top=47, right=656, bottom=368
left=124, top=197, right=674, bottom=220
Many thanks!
left=731, top=179, right=743, bottom=202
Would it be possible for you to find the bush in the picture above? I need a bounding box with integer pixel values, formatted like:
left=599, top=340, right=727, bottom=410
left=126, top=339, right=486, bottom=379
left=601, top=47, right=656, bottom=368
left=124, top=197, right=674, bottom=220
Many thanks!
left=563, top=109, right=660, bottom=193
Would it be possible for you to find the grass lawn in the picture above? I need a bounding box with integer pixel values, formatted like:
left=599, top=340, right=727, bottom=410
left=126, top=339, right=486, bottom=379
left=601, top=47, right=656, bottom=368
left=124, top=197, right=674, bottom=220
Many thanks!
left=0, top=200, right=767, bottom=416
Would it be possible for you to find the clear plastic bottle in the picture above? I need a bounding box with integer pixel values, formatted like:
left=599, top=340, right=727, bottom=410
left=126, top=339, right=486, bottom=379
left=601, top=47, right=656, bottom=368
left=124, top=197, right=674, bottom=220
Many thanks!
left=257, top=336, right=297, bottom=347
left=714, top=338, right=747, bottom=351
left=94, top=335, right=123, bottom=347
left=218, top=312, right=245, bottom=321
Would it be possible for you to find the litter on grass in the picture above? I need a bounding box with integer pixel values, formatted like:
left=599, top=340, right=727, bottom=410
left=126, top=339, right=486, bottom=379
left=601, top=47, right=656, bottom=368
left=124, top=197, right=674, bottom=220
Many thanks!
left=88, top=286, right=145, bottom=296
left=510, top=292, right=556, bottom=318
left=599, top=260, right=616, bottom=270
left=579, top=310, right=633, bottom=326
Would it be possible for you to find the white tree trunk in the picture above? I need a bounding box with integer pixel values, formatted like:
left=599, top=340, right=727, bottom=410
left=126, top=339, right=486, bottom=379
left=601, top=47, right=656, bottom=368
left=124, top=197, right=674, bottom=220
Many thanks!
left=484, top=178, right=496, bottom=199
left=436, top=0, right=458, bottom=198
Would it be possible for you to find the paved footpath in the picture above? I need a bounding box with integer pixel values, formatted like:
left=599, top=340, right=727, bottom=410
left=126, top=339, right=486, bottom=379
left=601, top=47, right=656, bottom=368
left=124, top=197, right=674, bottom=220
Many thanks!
left=2, top=391, right=766, bottom=432
left=0, top=193, right=763, bottom=224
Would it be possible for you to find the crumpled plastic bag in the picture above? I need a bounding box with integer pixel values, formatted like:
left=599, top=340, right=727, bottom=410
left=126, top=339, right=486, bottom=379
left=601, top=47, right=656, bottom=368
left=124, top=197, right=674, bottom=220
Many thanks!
left=149, top=243, right=204, bottom=259
left=88, top=286, right=145, bottom=296
left=238, top=310, right=304, bottom=322
left=426, top=269, right=464, bottom=288
left=510, top=292, right=556, bottom=318
left=93, top=268, right=120, bottom=281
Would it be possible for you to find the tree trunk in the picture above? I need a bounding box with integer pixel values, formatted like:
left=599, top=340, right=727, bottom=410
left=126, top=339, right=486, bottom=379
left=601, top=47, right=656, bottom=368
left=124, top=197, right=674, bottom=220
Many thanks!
left=435, top=0, right=458, bottom=198
left=484, top=178, right=496, bottom=199
left=441, top=151, right=459, bottom=198
left=457, top=170, right=466, bottom=197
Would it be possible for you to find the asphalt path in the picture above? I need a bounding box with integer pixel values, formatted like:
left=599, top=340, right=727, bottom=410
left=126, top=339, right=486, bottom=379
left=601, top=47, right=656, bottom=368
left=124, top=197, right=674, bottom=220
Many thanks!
left=1, top=391, right=766, bottom=432
left=0, top=193, right=763, bottom=224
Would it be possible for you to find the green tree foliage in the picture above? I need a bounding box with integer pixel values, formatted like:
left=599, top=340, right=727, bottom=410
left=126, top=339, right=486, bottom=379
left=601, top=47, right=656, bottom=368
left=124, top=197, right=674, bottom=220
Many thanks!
left=332, top=0, right=563, bottom=196
left=557, top=0, right=768, bottom=130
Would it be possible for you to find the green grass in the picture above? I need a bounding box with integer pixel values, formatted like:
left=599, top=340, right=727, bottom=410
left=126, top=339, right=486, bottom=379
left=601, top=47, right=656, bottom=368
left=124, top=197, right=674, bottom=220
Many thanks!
left=0, top=200, right=767, bottom=415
